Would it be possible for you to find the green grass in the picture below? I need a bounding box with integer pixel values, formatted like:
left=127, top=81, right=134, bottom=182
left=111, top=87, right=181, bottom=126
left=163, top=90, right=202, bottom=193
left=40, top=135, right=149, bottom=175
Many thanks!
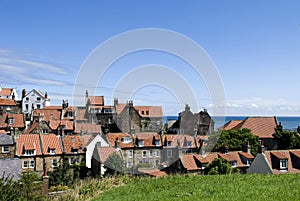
left=93, top=174, right=300, bottom=201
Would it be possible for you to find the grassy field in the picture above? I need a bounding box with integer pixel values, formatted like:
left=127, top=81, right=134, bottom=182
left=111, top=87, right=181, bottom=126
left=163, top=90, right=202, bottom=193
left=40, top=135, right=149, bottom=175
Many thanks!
left=93, top=174, right=300, bottom=201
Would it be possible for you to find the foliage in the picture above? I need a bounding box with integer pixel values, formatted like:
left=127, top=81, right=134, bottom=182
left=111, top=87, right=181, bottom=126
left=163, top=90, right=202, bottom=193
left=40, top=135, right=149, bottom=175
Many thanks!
left=19, top=172, right=46, bottom=201
left=49, top=185, right=69, bottom=192
left=204, top=158, right=232, bottom=175
left=104, top=153, right=125, bottom=176
left=95, top=174, right=300, bottom=201
left=273, top=127, right=300, bottom=150
left=49, top=157, right=73, bottom=187
left=208, top=129, right=259, bottom=155
left=0, top=173, right=20, bottom=201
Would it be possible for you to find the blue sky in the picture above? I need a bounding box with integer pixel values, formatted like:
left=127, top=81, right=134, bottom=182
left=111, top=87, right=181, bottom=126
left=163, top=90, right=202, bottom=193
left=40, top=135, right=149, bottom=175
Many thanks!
left=0, top=1, right=300, bottom=116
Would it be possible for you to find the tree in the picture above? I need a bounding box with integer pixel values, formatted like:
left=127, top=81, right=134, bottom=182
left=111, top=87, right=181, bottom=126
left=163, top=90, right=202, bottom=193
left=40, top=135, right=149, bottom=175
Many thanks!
left=49, top=157, right=73, bottom=187
left=19, top=172, right=46, bottom=201
left=0, top=173, right=20, bottom=201
left=208, top=129, right=259, bottom=155
left=273, top=128, right=300, bottom=150
left=104, top=153, right=125, bottom=176
left=204, top=158, right=232, bottom=175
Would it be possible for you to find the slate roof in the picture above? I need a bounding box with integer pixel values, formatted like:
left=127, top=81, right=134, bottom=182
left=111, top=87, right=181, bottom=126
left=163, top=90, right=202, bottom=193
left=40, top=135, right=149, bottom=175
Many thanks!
left=219, top=117, right=277, bottom=139
left=0, top=158, right=21, bottom=181
left=0, top=134, right=14, bottom=145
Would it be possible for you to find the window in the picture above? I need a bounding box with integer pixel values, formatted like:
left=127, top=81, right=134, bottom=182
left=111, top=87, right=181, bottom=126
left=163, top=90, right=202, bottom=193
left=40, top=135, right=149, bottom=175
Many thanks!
left=70, top=157, right=75, bottom=165
left=155, top=140, right=161, bottom=146
left=66, top=112, right=73, bottom=118
left=25, top=104, right=29, bottom=111
left=138, top=140, right=144, bottom=147
left=23, top=160, right=28, bottom=168
left=166, top=141, right=172, bottom=147
left=122, top=137, right=132, bottom=143
left=8, top=118, right=14, bottom=124
left=36, top=97, right=41, bottom=102
left=128, top=150, right=133, bottom=158
left=149, top=150, right=153, bottom=157
left=142, top=150, right=147, bottom=158
left=141, top=111, right=144, bottom=115
left=49, top=148, right=56, bottom=155
left=127, top=161, right=132, bottom=168
left=71, top=148, right=78, bottom=154
left=280, top=160, right=288, bottom=169
left=52, top=158, right=59, bottom=167
left=167, top=150, right=172, bottom=158
left=231, top=161, right=237, bottom=167
left=42, top=129, right=48, bottom=134
left=146, top=111, right=149, bottom=115
left=37, top=104, right=41, bottom=109
left=2, top=146, right=10, bottom=153
left=25, top=97, right=29, bottom=101
left=30, top=160, right=35, bottom=168
left=186, top=141, right=192, bottom=147
left=156, top=150, right=160, bottom=157
left=24, top=150, right=35, bottom=156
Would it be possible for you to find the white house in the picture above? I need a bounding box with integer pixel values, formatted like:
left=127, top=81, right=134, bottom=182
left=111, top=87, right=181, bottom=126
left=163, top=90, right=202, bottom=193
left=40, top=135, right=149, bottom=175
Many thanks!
left=0, top=87, right=18, bottom=100
left=22, top=89, right=50, bottom=118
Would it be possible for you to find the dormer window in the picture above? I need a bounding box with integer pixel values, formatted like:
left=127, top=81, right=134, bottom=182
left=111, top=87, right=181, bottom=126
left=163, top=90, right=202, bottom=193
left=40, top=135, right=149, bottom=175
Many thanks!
left=138, top=140, right=144, bottom=147
left=231, top=161, right=237, bottom=167
left=280, top=159, right=288, bottom=169
left=185, top=141, right=192, bottom=147
left=66, top=112, right=73, bottom=118
left=24, top=150, right=35, bottom=156
left=8, top=118, right=14, bottom=125
left=155, top=140, right=161, bottom=146
left=166, top=141, right=172, bottom=147
left=122, top=137, right=132, bottom=143
left=49, top=148, right=56, bottom=155
left=71, top=148, right=78, bottom=154
left=42, top=129, right=48, bottom=134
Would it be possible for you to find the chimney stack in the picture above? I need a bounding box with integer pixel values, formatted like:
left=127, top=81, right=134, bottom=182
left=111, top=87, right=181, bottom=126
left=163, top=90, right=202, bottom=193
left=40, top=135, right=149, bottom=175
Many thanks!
left=114, top=98, right=119, bottom=106
left=115, top=138, right=120, bottom=148
left=185, top=104, right=190, bottom=111
left=45, top=92, right=48, bottom=99
left=22, top=89, right=26, bottom=99
left=258, top=140, right=265, bottom=154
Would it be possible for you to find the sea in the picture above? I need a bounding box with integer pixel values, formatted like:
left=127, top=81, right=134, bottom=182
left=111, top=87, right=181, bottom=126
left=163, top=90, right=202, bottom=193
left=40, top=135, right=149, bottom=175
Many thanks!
left=163, top=116, right=300, bottom=131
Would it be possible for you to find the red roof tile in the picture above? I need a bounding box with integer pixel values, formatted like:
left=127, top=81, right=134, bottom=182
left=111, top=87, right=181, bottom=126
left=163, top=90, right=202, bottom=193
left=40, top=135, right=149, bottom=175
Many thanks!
left=0, top=114, right=25, bottom=129
left=181, top=154, right=200, bottom=171
left=139, top=169, right=167, bottom=177
left=74, top=123, right=101, bottom=134
left=40, top=134, right=63, bottom=155
left=271, top=151, right=289, bottom=159
left=96, top=146, right=119, bottom=163
left=107, top=133, right=134, bottom=148
left=134, top=106, right=163, bottom=118
left=219, top=120, right=243, bottom=130
left=135, top=132, right=161, bottom=147
left=238, top=151, right=254, bottom=159
left=63, top=135, right=85, bottom=154
left=0, top=98, right=16, bottom=106
left=0, top=88, right=13, bottom=96
left=33, top=107, right=62, bottom=122
left=80, top=134, right=97, bottom=147
left=24, top=122, right=39, bottom=133
left=115, top=104, right=126, bottom=115
left=87, top=96, right=104, bottom=106
left=195, top=153, right=218, bottom=164
left=16, top=134, right=42, bottom=156
left=163, top=134, right=196, bottom=148
left=49, top=120, right=73, bottom=130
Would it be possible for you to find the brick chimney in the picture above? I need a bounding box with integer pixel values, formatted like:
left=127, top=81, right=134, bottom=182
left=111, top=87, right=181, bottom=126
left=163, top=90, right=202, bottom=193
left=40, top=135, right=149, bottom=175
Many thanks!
left=114, top=98, right=119, bottom=106
left=22, top=89, right=26, bottom=99
left=258, top=140, right=265, bottom=154
left=45, top=92, right=48, bottom=99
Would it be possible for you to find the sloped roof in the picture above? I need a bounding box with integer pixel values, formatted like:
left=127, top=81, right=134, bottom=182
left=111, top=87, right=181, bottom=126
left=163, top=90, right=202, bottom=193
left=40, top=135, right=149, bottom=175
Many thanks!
left=0, top=158, right=21, bottom=181
left=135, top=132, right=161, bottom=147
left=74, top=123, right=101, bottom=134
left=138, top=169, right=167, bottom=177
left=134, top=106, right=162, bottom=118
left=33, top=107, right=62, bottom=122
left=95, top=146, right=120, bottom=163
left=24, top=121, right=39, bottom=133
left=163, top=134, right=197, bottom=148
left=219, top=117, right=277, bottom=139
left=181, top=154, right=200, bottom=171
left=0, top=114, right=25, bottom=129
left=0, top=88, right=13, bottom=96
left=0, top=98, right=16, bottom=106
left=87, top=96, right=104, bottom=106
left=0, top=134, right=14, bottom=145
left=218, top=152, right=246, bottom=167
left=107, top=133, right=134, bottom=148
left=16, top=134, right=42, bottom=156
left=218, top=120, right=243, bottom=130
left=80, top=134, right=97, bottom=147
left=63, top=135, right=85, bottom=154
left=238, top=151, right=255, bottom=159
left=65, top=106, right=87, bottom=121
left=115, top=104, right=126, bottom=115
left=49, top=120, right=73, bottom=130
left=40, top=134, right=63, bottom=155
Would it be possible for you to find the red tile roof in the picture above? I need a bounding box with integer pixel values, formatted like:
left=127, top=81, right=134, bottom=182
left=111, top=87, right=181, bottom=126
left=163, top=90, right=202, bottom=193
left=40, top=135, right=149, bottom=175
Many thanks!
left=0, top=98, right=16, bottom=106
left=163, top=134, right=196, bottom=148
left=219, top=120, right=243, bottom=130
left=43, top=106, right=63, bottom=110
left=115, top=104, right=126, bottom=115
left=96, top=146, right=120, bottom=163
left=40, top=134, right=63, bottom=155
left=0, top=114, right=25, bottom=129
left=24, top=122, right=39, bottom=133
left=181, top=154, right=200, bottom=171
left=87, top=96, right=104, bottom=106
left=134, top=106, right=162, bottom=118
left=271, top=151, right=288, bottom=159
left=220, top=117, right=277, bottom=139
left=238, top=151, right=254, bottom=159
left=16, top=134, right=42, bottom=156
left=74, top=123, right=101, bottom=134
left=0, top=130, right=7, bottom=134
left=0, top=88, right=13, bottom=96
left=33, top=107, right=62, bottom=122
left=107, top=133, right=134, bottom=148
left=63, top=135, right=85, bottom=154
left=65, top=106, right=87, bottom=121
left=138, top=169, right=167, bottom=177
left=80, top=134, right=97, bottom=147
left=49, top=120, right=73, bottom=130
left=135, top=132, right=161, bottom=147
left=195, top=153, right=218, bottom=164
